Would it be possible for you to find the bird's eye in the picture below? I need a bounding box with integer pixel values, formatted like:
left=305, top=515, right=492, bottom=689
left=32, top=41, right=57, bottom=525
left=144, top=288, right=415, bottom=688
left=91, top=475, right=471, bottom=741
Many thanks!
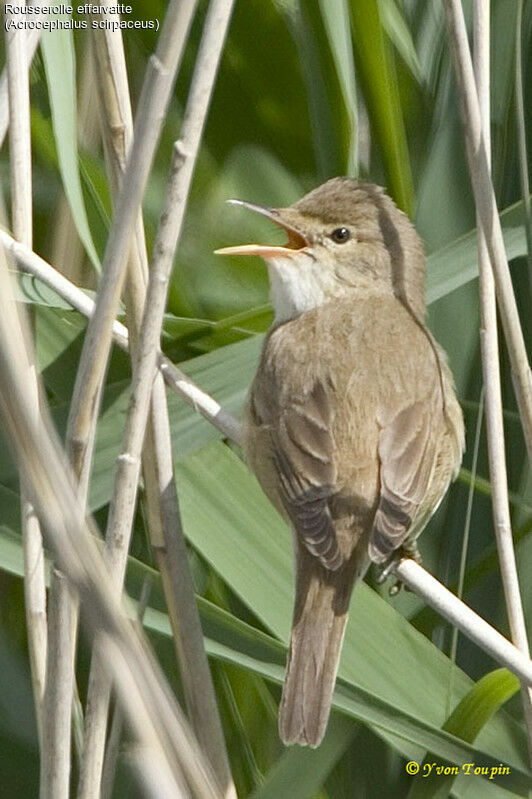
left=330, top=227, right=350, bottom=244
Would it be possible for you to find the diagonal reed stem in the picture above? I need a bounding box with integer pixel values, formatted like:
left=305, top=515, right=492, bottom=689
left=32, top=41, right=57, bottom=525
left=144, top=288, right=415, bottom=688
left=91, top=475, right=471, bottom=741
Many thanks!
left=65, top=0, right=198, bottom=482
left=100, top=577, right=154, bottom=799
left=42, top=1, right=198, bottom=793
left=0, top=229, right=242, bottom=443
left=77, top=4, right=236, bottom=796
left=443, top=0, right=532, bottom=456
left=0, top=244, right=223, bottom=799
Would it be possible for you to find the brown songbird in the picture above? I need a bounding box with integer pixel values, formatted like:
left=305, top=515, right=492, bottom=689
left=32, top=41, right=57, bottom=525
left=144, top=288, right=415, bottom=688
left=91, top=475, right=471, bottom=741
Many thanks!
left=216, top=178, right=464, bottom=748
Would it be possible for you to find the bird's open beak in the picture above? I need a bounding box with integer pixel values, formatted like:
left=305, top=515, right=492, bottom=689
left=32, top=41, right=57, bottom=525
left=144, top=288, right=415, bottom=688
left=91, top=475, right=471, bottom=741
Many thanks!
left=214, top=199, right=308, bottom=258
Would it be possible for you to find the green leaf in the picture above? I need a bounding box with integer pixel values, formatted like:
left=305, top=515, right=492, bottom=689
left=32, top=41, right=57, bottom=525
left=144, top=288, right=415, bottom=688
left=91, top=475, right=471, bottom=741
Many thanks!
left=317, top=0, right=359, bottom=174
left=12, top=271, right=75, bottom=310
left=173, top=442, right=529, bottom=788
left=445, top=670, right=520, bottom=742
left=40, top=24, right=101, bottom=273
left=33, top=307, right=129, bottom=405
left=349, top=0, right=414, bottom=214
left=426, top=200, right=529, bottom=304
left=407, top=670, right=521, bottom=798
left=161, top=304, right=273, bottom=346
left=87, top=335, right=261, bottom=510
left=378, top=0, right=422, bottom=83
left=274, top=1, right=342, bottom=179
left=249, top=715, right=356, bottom=799
left=0, top=518, right=527, bottom=795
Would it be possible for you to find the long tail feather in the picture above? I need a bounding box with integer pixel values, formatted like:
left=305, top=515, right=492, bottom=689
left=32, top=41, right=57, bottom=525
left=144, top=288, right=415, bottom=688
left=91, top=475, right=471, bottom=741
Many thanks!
left=279, top=548, right=360, bottom=747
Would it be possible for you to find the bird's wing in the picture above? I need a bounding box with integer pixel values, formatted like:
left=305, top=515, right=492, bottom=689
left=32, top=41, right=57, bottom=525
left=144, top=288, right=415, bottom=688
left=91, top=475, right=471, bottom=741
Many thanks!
left=369, top=397, right=438, bottom=564
left=271, top=379, right=343, bottom=571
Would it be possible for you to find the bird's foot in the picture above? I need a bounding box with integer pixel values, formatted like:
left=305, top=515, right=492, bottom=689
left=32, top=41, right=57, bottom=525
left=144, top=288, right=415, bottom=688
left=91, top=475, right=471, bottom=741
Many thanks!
left=376, top=541, right=422, bottom=596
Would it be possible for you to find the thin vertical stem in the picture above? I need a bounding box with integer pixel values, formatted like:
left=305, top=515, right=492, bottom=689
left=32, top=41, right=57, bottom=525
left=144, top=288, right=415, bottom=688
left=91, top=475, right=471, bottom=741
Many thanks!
left=100, top=577, right=153, bottom=799
left=40, top=571, right=73, bottom=799
left=78, top=4, right=236, bottom=797
left=472, top=0, right=532, bottom=761
left=66, top=0, right=198, bottom=480
left=514, top=0, right=532, bottom=301
left=447, top=391, right=483, bottom=717
left=0, top=244, right=222, bottom=798
left=42, top=3, right=197, bottom=795
left=444, top=0, right=532, bottom=454
left=0, top=0, right=50, bottom=147
left=5, top=6, right=48, bottom=760
left=78, top=3, right=235, bottom=799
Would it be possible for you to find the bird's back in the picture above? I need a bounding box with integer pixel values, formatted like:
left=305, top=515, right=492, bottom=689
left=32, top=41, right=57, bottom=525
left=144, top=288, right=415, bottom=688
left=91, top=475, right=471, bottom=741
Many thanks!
left=244, top=293, right=463, bottom=562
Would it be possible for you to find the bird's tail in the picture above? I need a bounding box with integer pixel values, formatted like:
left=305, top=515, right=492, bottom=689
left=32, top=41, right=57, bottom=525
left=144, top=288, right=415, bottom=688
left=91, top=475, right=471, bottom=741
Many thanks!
left=279, top=548, right=360, bottom=748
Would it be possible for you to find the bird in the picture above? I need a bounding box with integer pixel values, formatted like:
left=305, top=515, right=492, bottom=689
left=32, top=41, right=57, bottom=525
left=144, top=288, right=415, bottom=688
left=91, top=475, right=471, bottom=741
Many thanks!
left=216, top=177, right=464, bottom=748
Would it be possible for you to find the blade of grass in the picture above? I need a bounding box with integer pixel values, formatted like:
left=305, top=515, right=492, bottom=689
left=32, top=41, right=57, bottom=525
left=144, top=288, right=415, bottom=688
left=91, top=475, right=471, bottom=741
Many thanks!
left=276, top=0, right=341, bottom=179
left=249, top=715, right=356, bottom=799
left=0, top=525, right=527, bottom=793
left=378, top=0, right=422, bottom=83
left=349, top=0, right=414, bottom=214
left=41, top=23, right=101, bottom=273
left=407, top=669, right=521, bottom=798
left=317, top=0, right=359, bottom=174
left=426, top=204, right=529, bottom=304
left=0, top=244, right=222, bottom=798
left=514, top=0, right=532, bottom=302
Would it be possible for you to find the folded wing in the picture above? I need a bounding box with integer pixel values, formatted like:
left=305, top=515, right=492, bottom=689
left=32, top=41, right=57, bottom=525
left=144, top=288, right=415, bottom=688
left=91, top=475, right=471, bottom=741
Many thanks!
left=369, top=396, right=438, bottom=563
left=271, top=379, right=343, bottom=571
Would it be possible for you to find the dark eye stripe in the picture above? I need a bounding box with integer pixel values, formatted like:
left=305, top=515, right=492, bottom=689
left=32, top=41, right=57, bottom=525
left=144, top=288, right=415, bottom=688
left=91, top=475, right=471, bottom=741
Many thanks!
left=330, top=227, right=350, bottom=243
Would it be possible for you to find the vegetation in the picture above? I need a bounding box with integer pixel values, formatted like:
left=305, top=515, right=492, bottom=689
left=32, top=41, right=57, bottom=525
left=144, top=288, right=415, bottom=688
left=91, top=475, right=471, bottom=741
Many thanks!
left=0, top=0, right=531, bottom=796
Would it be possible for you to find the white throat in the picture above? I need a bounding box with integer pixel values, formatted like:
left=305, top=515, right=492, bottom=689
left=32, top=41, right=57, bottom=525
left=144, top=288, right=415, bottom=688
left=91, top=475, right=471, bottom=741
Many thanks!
left=266, top=253, right=332, bottom=323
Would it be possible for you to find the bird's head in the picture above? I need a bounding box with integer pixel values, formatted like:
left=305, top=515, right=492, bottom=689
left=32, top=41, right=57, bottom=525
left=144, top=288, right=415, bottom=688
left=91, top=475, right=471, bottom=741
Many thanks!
left=216, top=177, right=425, bottom=323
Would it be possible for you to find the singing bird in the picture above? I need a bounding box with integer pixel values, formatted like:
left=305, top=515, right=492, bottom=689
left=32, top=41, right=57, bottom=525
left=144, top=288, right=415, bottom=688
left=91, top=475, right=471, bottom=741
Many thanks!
left=216, top=178, right=464, bottom=748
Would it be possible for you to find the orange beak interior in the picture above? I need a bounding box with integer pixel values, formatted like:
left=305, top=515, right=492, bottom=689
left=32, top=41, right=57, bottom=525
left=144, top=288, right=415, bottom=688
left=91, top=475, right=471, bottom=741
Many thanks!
left=214, top=199, right=308, bottom=258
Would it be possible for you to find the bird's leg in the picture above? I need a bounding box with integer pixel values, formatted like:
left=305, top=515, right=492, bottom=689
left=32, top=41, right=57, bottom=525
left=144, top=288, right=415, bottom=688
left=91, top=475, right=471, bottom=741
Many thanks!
left=376, top=540, right=422, bottom=596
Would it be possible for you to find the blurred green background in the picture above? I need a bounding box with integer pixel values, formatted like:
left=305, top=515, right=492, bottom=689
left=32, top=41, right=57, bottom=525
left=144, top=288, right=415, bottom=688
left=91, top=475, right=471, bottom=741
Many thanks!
left=0, top=0, right=531, bottom=796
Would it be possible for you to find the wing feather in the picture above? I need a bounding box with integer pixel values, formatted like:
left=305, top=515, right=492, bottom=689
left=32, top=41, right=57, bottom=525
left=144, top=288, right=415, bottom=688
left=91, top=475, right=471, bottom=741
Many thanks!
left=369, top=398, right=438, bottom=563
left=272, top=380, right=343, bottom=571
